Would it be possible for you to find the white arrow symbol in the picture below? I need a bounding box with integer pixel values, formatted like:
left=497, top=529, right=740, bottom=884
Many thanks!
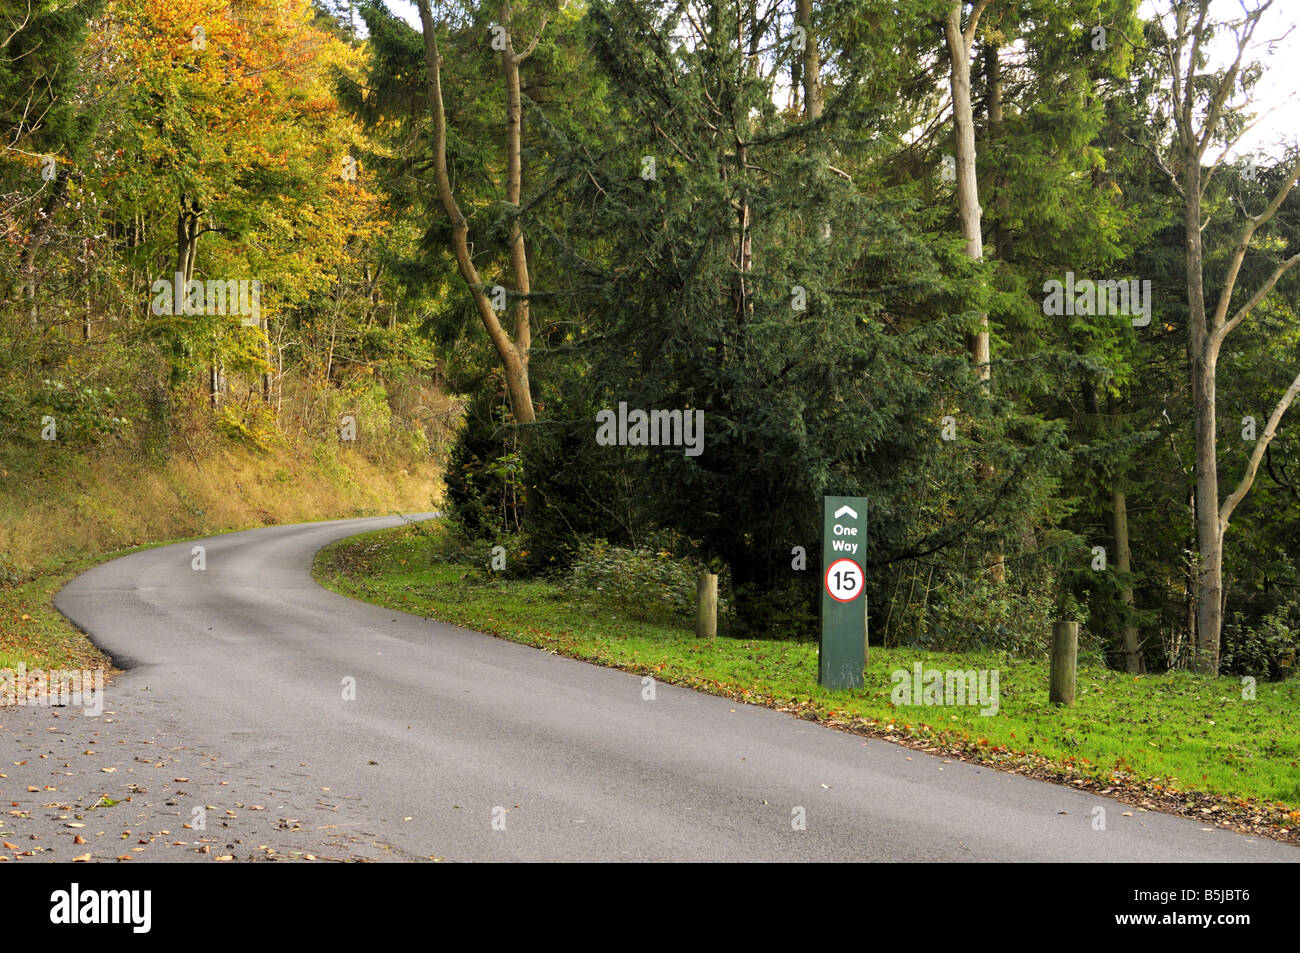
left=834, top=505, right=857, bottom=520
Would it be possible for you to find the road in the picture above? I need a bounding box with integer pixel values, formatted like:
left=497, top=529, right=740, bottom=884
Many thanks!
left=3, top=514, right=1293, bottom=861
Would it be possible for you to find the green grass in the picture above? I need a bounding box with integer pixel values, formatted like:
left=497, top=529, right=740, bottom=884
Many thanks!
left=315, top=523, right=1300, bottom=836
left=0, top=549, right=136, bottom=673
left=0, top=534, right=229, bottom=673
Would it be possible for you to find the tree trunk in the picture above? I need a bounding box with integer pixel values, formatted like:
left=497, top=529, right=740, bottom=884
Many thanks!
left=1111, top=485, right=1141, bottom=672
left=796, top=0, right=822, bottom=121
left=17, top=165, right=71, bottom=330
left=1183, top=153, right=1222, bottom=675
left=262, top=316, right=273, bottom=405
left=943, top=3, right=988, bottom=381
left=942, top=2, right=1000, bottom=581
left=983, top=41, right=1011, bottom=260
left=501, top=2, right=534, bottom=422
left=415, top=0, right=536, bottom=431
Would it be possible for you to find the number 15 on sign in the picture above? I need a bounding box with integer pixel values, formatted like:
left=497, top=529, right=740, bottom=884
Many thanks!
left=825, top=558, right=864, bottom=602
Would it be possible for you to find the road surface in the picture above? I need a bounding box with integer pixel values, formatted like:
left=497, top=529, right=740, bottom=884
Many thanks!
left=3, top=514, right=1292, bottom=861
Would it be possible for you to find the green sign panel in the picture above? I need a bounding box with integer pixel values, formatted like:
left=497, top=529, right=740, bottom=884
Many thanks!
left=819, top=495, right=867, bottom=690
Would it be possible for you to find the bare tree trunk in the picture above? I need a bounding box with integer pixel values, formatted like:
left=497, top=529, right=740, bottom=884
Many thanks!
left=415, top=0, right=537, bottom=430
left=942, top=1, right=990, bottom=382
left=1112, top=485, right=1141, bottom=672
left=796, top=0, right=822, bottom=121
left=501, top=0, right=535, bottom=417
left=262, top=317, right=273, bottom=405
left=1159, top=2, right=1300, bottom=675
left=17, top=165, right=71, bottom=330
left=942, top=1, right=1000, bottom=580
left=983, top=41, right=1011, bottom=260
left=83, top=238, right=92, bottom=341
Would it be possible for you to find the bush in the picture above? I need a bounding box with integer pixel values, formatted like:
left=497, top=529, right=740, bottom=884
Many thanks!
left=921, top=570, right=1070, bottom=656
left=1221, top=604, right=1299, bottom=680
left=216, top=402, right=277, bottom=451
left=729, top=579, right=817, bottom=640
left=560, top=539, right=699, bottom=623
left=35, top=379, right=132, bottom=446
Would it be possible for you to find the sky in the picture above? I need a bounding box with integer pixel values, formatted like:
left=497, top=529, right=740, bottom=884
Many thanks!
left=381, top=1, right=1298, bottom=162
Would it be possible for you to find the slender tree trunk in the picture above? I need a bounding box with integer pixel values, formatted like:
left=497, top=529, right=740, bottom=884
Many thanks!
left=83, top=239, right=92, bottom=341
left=943, top=2, right=1000, bottom=580
left=983, top=42, right=1011, bottom=260
left=943, top=3, right=989, bottom=382
left=1111, top=485, right=1141, bottom=672
left=1183, top=156, right=1223, bottom=675
left=502, top=1, right=533, bottom=409
left=262, top=317, right=273, bottom=405
left=796, top=0, right=829, bottom=243
left=415, top=0, right=536, bottom=430
left=796, top=0, right=822, bottom=121
left=18, top=165, right=71, bottom=329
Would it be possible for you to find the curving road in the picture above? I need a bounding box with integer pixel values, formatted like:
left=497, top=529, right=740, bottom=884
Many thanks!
left=22, top=515, right=1296, bottom=861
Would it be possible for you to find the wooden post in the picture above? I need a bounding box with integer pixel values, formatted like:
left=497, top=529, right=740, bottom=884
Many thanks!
left=1050, top=621, right=1079, bottom=705
left=863, top=595, right=870, bottom=667
left=696, top=572, right=717, bottom=639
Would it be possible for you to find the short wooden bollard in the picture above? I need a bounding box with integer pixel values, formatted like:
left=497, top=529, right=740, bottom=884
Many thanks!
left=863, top=596, right=870, bottom=667
left=1050, top=620, right=1079, bottom=705
left=696, top=572, right=718, bottom=639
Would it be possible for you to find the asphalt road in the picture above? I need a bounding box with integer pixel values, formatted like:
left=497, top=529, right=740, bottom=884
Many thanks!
left=9, top=514, right=1294, bottom=861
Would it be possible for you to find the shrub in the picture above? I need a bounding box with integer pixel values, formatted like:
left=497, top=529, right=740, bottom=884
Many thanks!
left=560, top=539, right=699, bottom=623
left=729, top=579, right=817, bottom=640
left=1221, top=604, right=1299, bottom=681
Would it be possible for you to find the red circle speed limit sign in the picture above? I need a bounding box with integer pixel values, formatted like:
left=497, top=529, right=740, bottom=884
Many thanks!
left=824, top=558, right=864, bottom=602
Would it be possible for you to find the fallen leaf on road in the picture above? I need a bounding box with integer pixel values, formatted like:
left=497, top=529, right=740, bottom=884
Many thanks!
left=72, top=853, right=91, bottom=862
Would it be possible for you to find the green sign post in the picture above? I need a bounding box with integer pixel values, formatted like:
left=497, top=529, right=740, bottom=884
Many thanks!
left=819, top=495, right=867, bottom=690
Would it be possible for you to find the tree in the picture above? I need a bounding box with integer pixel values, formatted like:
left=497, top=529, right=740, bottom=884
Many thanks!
left=939, top=0, right=993, bottom=381
left=414, top=0, right=543, bottom=437
left=1146, top=0, right=1300, bottom=673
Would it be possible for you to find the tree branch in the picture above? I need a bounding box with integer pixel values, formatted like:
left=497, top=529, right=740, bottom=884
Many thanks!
left=1211, top=152, right=1300, bottom=336
left=1221, top=366, right=1300, bottom=528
